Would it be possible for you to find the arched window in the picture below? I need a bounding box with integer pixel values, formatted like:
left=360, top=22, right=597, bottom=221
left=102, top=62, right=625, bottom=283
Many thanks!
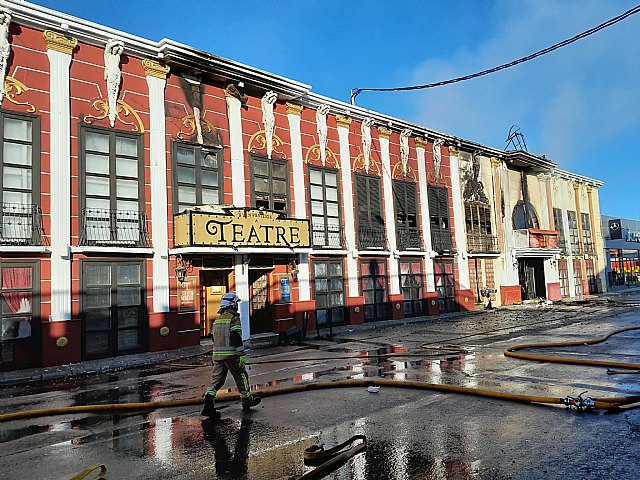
left=512, top=200, right=539, bottom=229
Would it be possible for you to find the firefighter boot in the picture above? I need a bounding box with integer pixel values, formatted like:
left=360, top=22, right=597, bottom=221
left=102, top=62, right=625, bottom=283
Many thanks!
left=242, top=396, right=261, bottom=412
left=201, top=393, right=220, bottom=418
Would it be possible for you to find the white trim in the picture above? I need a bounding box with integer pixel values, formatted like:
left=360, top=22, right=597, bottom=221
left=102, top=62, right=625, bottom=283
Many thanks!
left=226, top=95, right=246, bottom=207
left=234, top=254, right=250, bottom=340
left=287, top=112, right=306, bottom=219
left=378, top=136, right=399, bottom=295
left=47, top=48, right=72, bottom=322
left=71, top=246, right=154, bottom=255
left=170, top=247, right=312, bottom=255
left=416, top=144, right=435, bottom=292
left=146, top=73, right=170, bottom=313
left=449, top=152, right=470, bottom=290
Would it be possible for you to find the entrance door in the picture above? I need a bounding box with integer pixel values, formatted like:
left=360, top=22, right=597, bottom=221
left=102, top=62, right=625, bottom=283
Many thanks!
left=360, top=259, right=389, bottom=322
left=434, top=259, right=456, bottom=313
left=199, top=271, right=228, bottom=337
left=250, top=269, right=273, bottom=334
left=518, top=258, right=546, bottom=300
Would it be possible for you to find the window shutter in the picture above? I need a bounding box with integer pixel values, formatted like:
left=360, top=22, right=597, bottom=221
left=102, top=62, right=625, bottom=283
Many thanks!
left=393, top=181, right=406, bottom=216
left=406, top=183, right=417, bottom=216
left=355, top=174, right=369, bottom=226
left=369, top=176, right=383, bottom=226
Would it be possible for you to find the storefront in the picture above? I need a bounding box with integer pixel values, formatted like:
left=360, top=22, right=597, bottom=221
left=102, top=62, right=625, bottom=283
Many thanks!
left=602, top=216, right=640, bottom=288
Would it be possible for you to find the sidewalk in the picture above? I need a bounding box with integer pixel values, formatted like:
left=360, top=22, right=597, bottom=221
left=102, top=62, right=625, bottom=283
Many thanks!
left=1, top=290, right=635, bottom=386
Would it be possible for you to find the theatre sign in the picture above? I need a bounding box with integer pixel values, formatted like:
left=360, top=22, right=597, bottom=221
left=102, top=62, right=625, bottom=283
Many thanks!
left=173, top=207, right=311, bottom=248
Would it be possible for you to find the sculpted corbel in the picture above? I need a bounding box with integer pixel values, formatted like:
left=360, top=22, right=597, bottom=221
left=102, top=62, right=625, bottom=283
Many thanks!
left=261, top=91, right=278, bottom=159
left=0, top=8, right=12, bottom=104
left=316, top=104, right=330, bottom=166
left=400, top=129, right=411, bottom=176
left=361, top=117, right=374, bottom=173
left=104, top=39, right=125, bottom=127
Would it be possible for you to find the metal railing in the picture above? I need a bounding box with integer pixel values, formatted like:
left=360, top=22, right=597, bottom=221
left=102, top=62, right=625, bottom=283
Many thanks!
left=430, top=229, right=453, bottom=254
left=357, top=225, right=387, bottom=250
left=0, top=203, right=46, bottom=246
left=312, top=223, right=344, bottom=249
left=466, top=234, right=499, bottom=254
left=79, top=208, right=151, bottom=247
left=396, top=228, right=422, bottom=250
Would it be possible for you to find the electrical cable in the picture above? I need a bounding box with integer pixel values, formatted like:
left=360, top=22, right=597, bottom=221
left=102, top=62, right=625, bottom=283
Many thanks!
left=351, top=4, right=640, bottom=102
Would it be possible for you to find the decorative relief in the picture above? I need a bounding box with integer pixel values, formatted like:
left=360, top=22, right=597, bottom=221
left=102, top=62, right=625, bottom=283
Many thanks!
left=391, top=162, right=416, bottom=181
left=261, top=91, right=278, bottom=159
left=430, top=138, right=446, bottom=185
left=248, top=130, right=286, bottom=159
left=305, top=144, right=339, bottom=168
left=43, top=30, right=78, bottom=55
left=361, top=117, right=374, bottom=173
left=316, top=104, right=330, bottom=166
left=177, top=114, right=222, bottom=146
left=336, top=114, right=352, bottom=129
left=4, top=76, right=35, bottom=112
left=0, top=8, right=11, bottom=104
left=104, top=39, right=125, bottom=127
left=83, top=98, right=145, bottom=132
left=285, top=102, right=303, bottom=116
left=225, top=84, right=248, bottom=109
left=400, top=129, right=411, bottom=176
left=462, top=152, right=489, bottom=203
left=142, top=59, right=170, bottom=79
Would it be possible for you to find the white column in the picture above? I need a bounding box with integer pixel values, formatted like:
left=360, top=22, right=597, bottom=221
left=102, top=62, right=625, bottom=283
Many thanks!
left=449, top=148, right=470, bottom=290
left=500, top=163, right=519, bottom=286
left=235, top=255, right=250, bottom=340
left=225, top=90, right=246, bottom=207
left=416, top=140, right=435, bottom=292
left=559, top=179, right=576, bottom=297
left=378, top=129, right=399, bottom=295
left=144, top=60, right=170, bottom=313
left=336, top=116, right=359, bottom=296
left=45, top=32, right=76, bottom=322
left=286, top=103, right=310, bottom=301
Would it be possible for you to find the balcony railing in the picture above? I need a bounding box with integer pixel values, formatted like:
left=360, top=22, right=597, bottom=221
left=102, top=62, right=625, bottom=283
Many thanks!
left=557, top=237, right=568, bottom=255
left=357, top=225, right=387, bottom=250
left=397, top=228, right=422, bottom=250
left=0, top=203, right=46, bottom=246
left=430, top=229, right=453, bottom=254
left=514, top=229, right=559, bottom=249
left=312, top=223, right=344, bottom=249
left=466, top=234, right=499, bottom=254
left=80, top=208, right=151, bottom=247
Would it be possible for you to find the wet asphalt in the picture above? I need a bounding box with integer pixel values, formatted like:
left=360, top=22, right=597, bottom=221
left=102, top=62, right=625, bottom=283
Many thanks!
left=1, top=290, right=640, bottom=480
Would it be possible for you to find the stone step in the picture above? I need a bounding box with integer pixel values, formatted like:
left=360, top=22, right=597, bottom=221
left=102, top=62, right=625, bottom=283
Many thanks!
left=248, top=332, right=280, bottom=349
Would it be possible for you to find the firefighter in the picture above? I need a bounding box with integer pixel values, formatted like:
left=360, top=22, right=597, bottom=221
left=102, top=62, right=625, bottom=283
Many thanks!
left=202, top=292, right=261, bottom=418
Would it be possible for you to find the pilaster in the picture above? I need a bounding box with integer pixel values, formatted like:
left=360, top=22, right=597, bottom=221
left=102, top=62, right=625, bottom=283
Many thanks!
left=225, top=84, right=246, bottom=207
left=378, top=131, right=399, bottom=295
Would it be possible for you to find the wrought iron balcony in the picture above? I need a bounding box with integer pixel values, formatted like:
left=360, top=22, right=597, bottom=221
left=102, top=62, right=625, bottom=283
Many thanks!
left=0, top=203, right=46, bottom=246
left=557, top=237, right=568, bottom=255
left=357, top=225, right=387, bottom=250
left=397, top=228, right=423, bottom=250
left=79, top=208, right=151, bottom=247
left=430, top=229, right=453, bottom=254
left=312, top=223, right=344, bottom=249
left=466, top=234, right=499, bottom=254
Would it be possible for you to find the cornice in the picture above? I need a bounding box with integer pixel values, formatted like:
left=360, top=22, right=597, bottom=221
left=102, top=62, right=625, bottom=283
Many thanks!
left=42, top=30, right=77, bottom=55
left=142, top=59, right=170, bottom=79
left=285, top=102, right=303, bottom=116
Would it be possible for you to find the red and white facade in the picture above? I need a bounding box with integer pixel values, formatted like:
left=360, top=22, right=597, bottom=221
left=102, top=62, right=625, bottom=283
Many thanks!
left=0, top=2, right=606, bottom=371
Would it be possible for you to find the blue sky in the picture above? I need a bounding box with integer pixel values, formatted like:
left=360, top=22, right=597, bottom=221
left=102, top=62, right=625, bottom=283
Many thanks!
left=32, top=0, right=640, bottom=219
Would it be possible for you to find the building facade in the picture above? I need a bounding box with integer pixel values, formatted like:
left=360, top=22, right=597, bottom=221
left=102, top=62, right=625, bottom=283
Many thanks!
left=601, top=215, right=640, bottom=288
left=0, top=1, right=606, bottom=371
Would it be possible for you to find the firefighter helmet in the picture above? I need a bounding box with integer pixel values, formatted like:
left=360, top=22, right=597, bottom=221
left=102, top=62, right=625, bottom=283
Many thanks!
left=220, top=292, right=241, bottom=310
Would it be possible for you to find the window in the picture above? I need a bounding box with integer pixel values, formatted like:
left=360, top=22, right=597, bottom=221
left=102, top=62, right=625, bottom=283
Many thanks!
left=512, top=201, right=539, bottom=230
left=0, top=112, right=41, bottom=245
left=173, top=142, right=222, bottom=213
left=355, top=174, right=385, bottom=249
left=360, top=258, right=388, bottom=321
left=428, top=186, right=452, bottom=253
left=308, top=167, right=342, bottom=248
left=465, top=202, right=496, bottom=253
left=1, top=262, right=38, bottom=369
left=434, top=259, right=456, bottom=313
left=313, top=260, right=346, bottom=328
left=250, top=157, right=288, bottom=214
left=581, top=213, right=593, bottom=254
left=567, top=211, right=581, bottom=254
left=80, top=127, right=146, bottom=246
left=585, top=258, right=597, bottom=294
left=573, top=259, right=583, bottom=296
left=394, top=181, right=420, bottom=250
left=400, top=259, right=423, bottom=316
left=553, top=208, right=566, bottom=252
left=82, top=261, right=146, bottom=359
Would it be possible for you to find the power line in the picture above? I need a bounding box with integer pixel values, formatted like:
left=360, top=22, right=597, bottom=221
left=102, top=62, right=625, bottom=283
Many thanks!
left=350, top=4, right=640, bottom=104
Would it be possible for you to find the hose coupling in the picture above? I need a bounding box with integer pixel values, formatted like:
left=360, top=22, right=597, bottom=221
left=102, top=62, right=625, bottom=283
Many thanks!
left=561, top=391, right=595, bottom=412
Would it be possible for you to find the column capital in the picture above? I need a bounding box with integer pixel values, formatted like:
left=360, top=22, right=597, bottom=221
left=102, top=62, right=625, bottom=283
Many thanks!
left=490, top=157, right=501, bottom=167
left=142, top=59, right=170, bottom=79
left=573, top=182, right=581, bottom=191
left=377, top=126, right=392, bottom=139
left=285, top=102, right=303, bottom=116
left=448, top=145, right=459, bottom=155
left=415, top=137, right=427, bottom=150
left=43, top=30, right=77, bottom=55
left=336, top=114, right=352, bottom=129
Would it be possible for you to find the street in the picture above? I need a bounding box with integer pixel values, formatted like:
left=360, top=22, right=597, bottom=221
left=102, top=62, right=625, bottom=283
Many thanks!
left=2, top=298, right=640, bottom=480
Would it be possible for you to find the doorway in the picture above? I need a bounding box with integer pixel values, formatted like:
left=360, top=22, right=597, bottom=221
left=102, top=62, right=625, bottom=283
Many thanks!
left=199, top=270, right=228, bottom=337
left=249, top=269, right=273, bottom=334
left=518, top=258, right=546, bottom=300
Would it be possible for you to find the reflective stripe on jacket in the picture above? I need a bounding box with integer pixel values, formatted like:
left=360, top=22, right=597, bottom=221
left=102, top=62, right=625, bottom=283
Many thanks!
left=212, top=309, right=244, bottom=359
